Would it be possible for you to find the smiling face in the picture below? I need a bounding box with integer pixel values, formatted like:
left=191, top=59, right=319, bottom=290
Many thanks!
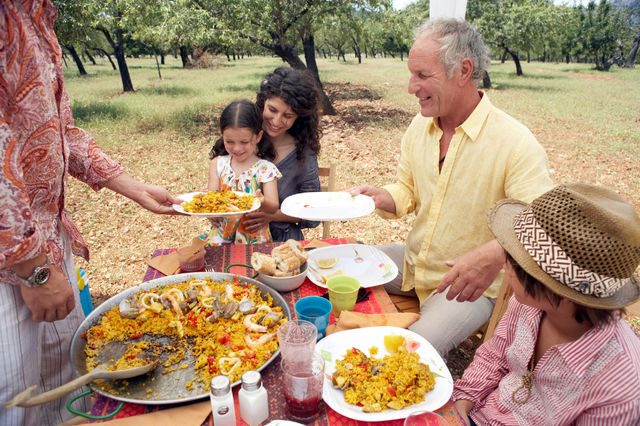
left=407, top=37, right=461, bottom=119
left=262, top=96, right=298, bottom=140
left=222, top=127, right=262, bottom=162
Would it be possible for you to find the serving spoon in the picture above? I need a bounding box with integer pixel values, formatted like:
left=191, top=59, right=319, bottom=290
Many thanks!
left=2, top=359, right=158, bottom=408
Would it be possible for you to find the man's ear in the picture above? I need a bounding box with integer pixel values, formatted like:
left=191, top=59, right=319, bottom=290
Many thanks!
left=457, top=58, right=474, bottom=86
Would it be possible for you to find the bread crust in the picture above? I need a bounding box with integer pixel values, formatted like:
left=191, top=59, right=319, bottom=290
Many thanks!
left=271, top=245, right=301, bottom=272
left=251, top=252, right=276, bottom=276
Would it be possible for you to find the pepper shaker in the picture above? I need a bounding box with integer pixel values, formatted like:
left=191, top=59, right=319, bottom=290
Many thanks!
left=238, top=370, right=269, bottom=426
left=210, top=376, right=236, bottom=426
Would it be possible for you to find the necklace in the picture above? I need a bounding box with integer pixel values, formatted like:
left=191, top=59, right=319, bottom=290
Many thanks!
left=511, top=355, right=535, bottom=404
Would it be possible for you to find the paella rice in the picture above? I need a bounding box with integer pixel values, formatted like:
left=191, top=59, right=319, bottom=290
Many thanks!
left=84, top=276, right=286, bottom=395
left=182, top=190, right=255, bottom=214
left=331, top=346, right=435, bottom=412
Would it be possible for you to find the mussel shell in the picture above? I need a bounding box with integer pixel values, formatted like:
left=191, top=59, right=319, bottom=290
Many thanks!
left=120, top=308, right=140, bottom=319
left=257, top=311, right=282, bottom=328
left=331, top=371, right=350, bottom=390
left=179, top=301, right=189, bottom=312
left=186, top=289, right=202, bottom=302
left=206, top=310, right=222, bottom=323
left=238, top=300, right=258, bottom=315
left=222, top=301, right=239, bottom=319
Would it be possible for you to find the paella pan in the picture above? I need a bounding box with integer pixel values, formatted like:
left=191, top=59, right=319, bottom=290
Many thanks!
left=69, top=272, right=291, bottom=405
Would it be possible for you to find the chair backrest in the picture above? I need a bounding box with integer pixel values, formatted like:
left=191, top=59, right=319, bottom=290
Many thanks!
left=482, top=273, right=514, bottom=342
left=318, top=163, right=337, bottom=239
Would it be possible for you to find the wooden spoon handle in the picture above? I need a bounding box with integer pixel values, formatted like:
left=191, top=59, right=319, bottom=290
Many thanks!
left=5, top=369, right=101, bottom=408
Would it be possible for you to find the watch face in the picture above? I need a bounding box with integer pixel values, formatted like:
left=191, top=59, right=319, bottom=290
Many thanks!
left=34, top=268, right=51, bottom=285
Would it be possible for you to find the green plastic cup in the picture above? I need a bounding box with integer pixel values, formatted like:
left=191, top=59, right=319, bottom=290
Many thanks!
left=326, top=275, right=361, bottom=317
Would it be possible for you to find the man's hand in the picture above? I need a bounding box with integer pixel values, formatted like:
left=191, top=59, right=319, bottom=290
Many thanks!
left=19, top=267, right=75, bottom=322
left=347, top=185, right=396, bottom=213
left=437, top=239, right=505, bottom=303
left=101, top=172, right=184, bottom=215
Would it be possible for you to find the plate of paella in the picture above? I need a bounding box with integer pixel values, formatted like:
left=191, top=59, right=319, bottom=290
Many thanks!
left=316, top=326, right=453, bottom=422
left=70, top=272, right=290, bottom=405
left=173, top=190, right=261, bottom=217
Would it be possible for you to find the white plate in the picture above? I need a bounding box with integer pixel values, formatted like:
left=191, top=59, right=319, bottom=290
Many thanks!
left=172, top=191, right=261, bottom=217
left=317, top=327, right=453, bottom=422
left=264, top=422, right=305, bottom=426
left=281, top=192, right=375, bottom=221
left=307, top=245, right=398, bottom=288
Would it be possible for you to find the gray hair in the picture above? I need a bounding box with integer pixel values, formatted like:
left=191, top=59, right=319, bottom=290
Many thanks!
left=413, top=18, right=490, bottom=82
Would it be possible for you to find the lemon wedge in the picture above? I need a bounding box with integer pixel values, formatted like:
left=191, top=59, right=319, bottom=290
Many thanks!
left=322, top=268, right=345, bottom=282
left=384, top=334, right=404, bottom=353
left=315, top=258, right=339, bottom=269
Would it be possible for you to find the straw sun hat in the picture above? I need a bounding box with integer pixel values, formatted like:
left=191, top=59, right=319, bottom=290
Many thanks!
left=488, top=183, right=640, bottom=309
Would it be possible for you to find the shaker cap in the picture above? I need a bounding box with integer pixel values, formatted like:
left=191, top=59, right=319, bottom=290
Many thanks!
left=210, top=375, right=231, bottom=397
left=241, top=370, right=262, bottom=392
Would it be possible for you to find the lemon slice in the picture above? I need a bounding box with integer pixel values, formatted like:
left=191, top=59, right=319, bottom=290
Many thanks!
left=384, top=334, right=404, bottom=353
left=315, top=258, right=339, bottom=269
left=322, top=268, right=345, bottom=283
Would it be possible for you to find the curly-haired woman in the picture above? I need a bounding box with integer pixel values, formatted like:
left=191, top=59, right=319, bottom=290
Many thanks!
left=242, top=67, right=323, bottom=242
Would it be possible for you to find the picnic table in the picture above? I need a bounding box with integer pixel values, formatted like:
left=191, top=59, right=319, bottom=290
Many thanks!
left=86, top=239, right=465, bottom=426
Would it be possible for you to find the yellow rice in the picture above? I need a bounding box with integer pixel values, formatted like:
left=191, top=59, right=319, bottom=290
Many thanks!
left=332, top=347, right=435, bottom=412
left=84, top=276, right=285, bottom=394
left=182, top=190, right=254, bottom=213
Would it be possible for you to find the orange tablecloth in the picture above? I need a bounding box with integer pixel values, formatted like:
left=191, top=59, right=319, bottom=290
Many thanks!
left=88, top=239, right=464, bottom=426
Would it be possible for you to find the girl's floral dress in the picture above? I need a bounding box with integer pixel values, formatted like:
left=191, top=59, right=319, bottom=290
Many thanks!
left=210, top=155, right=281, bottom=244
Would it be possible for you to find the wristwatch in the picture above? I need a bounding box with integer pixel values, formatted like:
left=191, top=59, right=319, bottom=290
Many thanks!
left=17, top=258, right=52, bottom=288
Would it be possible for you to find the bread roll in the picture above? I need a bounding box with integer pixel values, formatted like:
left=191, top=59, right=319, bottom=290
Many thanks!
left=271, top=245, right=301, bottom=272
left=251, top=252, right=276, bottom=276
left=274, top=269, right=293, bottom=277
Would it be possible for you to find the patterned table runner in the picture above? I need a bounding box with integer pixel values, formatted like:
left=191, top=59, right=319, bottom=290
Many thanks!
left=89, top=240, right=464, bottom=425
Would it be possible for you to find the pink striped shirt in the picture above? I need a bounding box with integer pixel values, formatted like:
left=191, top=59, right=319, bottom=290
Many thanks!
left=452, top=296, right=640, bottom=425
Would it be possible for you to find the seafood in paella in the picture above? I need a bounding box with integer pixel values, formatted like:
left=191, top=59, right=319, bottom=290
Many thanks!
left=330, top=344, right=435, bottom=412
left=84, top=276, right=286, bottom=395
left=182, top=190, right=255, bottom=214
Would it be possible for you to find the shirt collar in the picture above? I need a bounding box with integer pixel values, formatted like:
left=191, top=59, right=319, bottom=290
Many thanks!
left=555, top=319, right=617, bottom=377
left=425, top=91, right=491, bottom=142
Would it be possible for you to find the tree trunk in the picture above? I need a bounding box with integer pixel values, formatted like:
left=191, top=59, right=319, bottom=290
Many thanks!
left=99, top=27, right=133, bottom=92
left=161, top=54, right=165, bottom=65
left=302, top=34, right=336, bottom=116
left=500, top=49, right=508, bottom=63
left=400, top=47, right=404, bottom=61
left=154, top=50, right=162, bottom=79
left=179, top=46, right=192, bottom=67
left=566, top=55, right=570, bottom=64
left=67, top=44, right=87, bottom=75
left=351, top=36, right=361, bottom=64
left=527, top=51, right=530, bottom=63
left=84, top=49, right=96, bottom=65
left=93, top=48, right=117, bottom=70
left=501, top=44, right=523, bottom=76
left=625, top=31, right=639, bottom=68
left=482, top=71, right=492, bottom=89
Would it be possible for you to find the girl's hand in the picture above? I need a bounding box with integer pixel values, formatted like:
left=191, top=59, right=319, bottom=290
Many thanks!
left=200, top=184, right=209, bottom=192
left=243, top=210, right=271, bottom=232
left=255, top=189, right=265, bottom=204
left=208, top=217, right=222, bottom=228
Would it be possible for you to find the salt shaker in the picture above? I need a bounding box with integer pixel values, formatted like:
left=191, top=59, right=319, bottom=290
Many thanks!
left=238, top=370, right=269, bottom=426
left=210, top=376, right=236, bottom=426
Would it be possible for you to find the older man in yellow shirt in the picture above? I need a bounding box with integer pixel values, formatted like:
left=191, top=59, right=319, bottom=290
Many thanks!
left=350, top=19, right=553, bottom=356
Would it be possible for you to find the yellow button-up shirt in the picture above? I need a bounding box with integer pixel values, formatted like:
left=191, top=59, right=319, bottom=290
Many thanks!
left=379, top=93, right=553, bottom=304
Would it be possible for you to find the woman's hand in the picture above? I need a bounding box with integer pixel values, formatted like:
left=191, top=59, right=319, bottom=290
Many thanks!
left=454, top=400, right=474, bottom=426
left=243, top=210, right=272, bottom=232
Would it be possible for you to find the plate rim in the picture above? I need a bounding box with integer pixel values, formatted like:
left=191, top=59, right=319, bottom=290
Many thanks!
left=280, top=192, right=375, bottom=221
left=307, top=244, right=399, bottom=289
left=172, top=191, right=261, bottom=217
left=316, top=326, right=453, bottom=422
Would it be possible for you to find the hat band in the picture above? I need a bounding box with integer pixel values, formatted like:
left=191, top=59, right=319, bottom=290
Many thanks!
left=513, top=207, right=628, bottom=298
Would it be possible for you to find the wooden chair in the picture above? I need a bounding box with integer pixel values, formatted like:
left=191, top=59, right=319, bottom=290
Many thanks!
left=318, top=163, right=337, bottom=239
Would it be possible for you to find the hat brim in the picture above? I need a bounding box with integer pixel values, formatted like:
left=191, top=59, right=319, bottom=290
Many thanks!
left=488, top=199, right=640, bottom=309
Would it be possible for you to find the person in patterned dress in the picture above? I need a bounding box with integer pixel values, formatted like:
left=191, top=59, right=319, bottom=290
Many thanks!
left=0, top=1, right=184, bottom=425
left=204, top=100, right=281, bottom=244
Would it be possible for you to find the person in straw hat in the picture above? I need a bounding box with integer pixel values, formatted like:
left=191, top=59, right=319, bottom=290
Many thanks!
left=452, top=183, right=640, bottom=425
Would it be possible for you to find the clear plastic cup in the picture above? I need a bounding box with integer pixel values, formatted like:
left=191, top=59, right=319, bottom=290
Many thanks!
left=177, top=245, right=205, bottom=272
left=281, top=348, right=325, bottom=423
left=277, top=320, right=317, bottom=358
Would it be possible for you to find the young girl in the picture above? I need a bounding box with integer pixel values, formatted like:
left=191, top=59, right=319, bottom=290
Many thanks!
left=205, top=99, right=281, bottom=244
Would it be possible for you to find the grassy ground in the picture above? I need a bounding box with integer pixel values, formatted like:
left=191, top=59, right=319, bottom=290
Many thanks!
left=64, top=55, right=640, bottom=346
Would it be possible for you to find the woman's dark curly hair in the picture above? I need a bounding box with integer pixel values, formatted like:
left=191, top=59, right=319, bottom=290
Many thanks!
left=209, top=99, right=275, bottom=162
left=256, top=67, right=322, bottom=163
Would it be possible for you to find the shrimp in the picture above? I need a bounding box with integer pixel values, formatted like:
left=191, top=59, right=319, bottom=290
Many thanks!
left=225, top=284, right=235, bottom=301
left=245, top=333, right=275, bottom=350
left=202, top=285, right=212, bottom=297
left=244, top=314, right=268, bottom=333
left=162, top=294, right=183, bottom=318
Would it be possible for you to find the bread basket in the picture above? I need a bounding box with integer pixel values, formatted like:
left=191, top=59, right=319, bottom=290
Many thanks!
left=225, top=262, right=308, bottom=293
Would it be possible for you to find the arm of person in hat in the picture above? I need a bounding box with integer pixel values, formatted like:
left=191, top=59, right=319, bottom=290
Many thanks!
left=100, top=172, right=184, bottom=215
left=437, top=239, right=505, bottom=302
